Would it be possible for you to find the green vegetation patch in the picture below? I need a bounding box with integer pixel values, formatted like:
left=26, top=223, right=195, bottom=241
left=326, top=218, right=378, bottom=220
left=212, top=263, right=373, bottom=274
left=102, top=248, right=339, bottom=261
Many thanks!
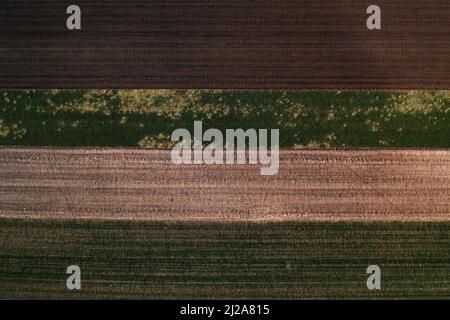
left=1, top=218, right=449, bottom=299
left=1, top=90, right=449, bottom=148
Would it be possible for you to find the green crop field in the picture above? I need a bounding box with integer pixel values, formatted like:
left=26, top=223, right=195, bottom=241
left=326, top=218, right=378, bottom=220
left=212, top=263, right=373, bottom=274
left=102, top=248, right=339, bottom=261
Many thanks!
left=1, top=90, right=449, bottom=148
left=1, top=218, right=449, bottom=299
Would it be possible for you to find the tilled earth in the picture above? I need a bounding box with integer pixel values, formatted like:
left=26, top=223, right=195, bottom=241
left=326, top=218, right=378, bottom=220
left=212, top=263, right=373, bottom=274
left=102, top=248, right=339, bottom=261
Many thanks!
left=1, top=1, right=449, bottom=89
left=1, top=148, right=450, bottom=222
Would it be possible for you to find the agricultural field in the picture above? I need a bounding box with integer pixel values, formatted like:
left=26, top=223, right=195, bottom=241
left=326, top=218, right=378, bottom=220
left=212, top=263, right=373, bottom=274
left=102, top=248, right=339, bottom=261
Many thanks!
left=0, top=90, right=449, bottom=299
left=1, top=90, right=449, bottom=148
left=0, top=148, right=449, bottom=222
left=1, top=219, right=449, bottom=299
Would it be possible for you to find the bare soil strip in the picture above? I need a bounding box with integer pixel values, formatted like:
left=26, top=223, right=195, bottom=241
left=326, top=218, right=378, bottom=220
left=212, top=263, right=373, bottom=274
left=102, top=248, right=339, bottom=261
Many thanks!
left=0, top=148, right=449, bottom=222
left=1, top=1, right=449, bottom=89
left=1, top=219, right=449, bottom=299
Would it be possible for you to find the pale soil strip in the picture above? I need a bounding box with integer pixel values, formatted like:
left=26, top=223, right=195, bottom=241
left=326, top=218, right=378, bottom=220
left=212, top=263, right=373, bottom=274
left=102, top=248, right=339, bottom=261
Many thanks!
left=0, top=148, right=449, bottom=222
